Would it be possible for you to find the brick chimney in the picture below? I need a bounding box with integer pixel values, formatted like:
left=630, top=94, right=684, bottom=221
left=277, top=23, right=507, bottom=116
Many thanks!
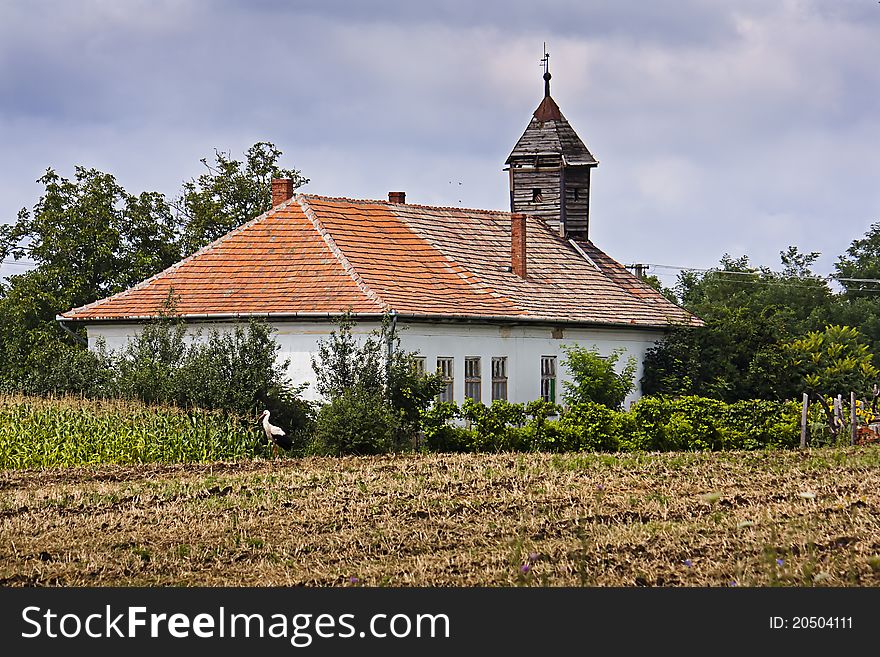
left=271, top=178, right=295, bottom=207
left=511, top=213, right=527, bottom=278
left=388, top=191, right=406, bottom=204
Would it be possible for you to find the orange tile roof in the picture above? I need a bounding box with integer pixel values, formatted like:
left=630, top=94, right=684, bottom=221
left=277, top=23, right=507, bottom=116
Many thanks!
left=60, top=194, right=702, bottom=328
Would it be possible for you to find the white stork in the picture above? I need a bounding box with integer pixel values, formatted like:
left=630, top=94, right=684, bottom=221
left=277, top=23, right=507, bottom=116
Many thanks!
left=259, top=410, right=292, bottom=457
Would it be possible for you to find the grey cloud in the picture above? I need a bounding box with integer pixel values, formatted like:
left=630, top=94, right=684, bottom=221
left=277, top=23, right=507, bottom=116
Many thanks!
left=1, top=0, right=878, bottom=285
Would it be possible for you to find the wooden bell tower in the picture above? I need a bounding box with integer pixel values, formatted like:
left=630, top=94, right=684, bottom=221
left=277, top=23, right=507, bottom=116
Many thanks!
left=504, top=49, right=598, bottom=240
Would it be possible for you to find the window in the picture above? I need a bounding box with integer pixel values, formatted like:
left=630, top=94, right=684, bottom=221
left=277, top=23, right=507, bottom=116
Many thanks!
left=465, top=357, right=481, bottom=402
left=437, top=357, right=454, bottom=403
left=412, top=356, right=426, bottom=376
left=532, top=188, right=543, bottom=203
left=492, top=357, right=508, bottom=401
left=540, top=356, right=557, bottom=403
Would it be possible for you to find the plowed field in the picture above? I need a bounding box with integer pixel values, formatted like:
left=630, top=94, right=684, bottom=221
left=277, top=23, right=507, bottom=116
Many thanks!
left=2, top=449, right=879, bottom=586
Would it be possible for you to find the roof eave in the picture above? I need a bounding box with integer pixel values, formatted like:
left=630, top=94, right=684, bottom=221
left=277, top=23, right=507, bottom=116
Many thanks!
left=58, top=311, right=697, bottom=331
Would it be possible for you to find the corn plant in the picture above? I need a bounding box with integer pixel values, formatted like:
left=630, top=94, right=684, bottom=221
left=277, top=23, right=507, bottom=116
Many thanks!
left=0, top=394, right=266, bottom=469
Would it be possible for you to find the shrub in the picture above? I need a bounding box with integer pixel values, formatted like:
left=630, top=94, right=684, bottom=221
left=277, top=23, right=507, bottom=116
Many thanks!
left=525, top=399, right=561, bottom=450
left=421, top=401, right=474, bottom=452
left=459, top=399, right=530, bottom=452
left=630, top=396, right=733, bottom=451
left=562, top=344, right=637, bottom=409
left=6, top=339, right=114, bottom=398
left=311, top=313, right=444, bottom=451
left=552, top=402, right=630, bottom=452
left=113, top=316, right=188, bottom=405
left=110, top=317, right=312, bottom=440
left=421, top=394, right=807, bottom=454
left=722, top=399, right=801, bottom=449
left=311, top=386, right=397, bottom=456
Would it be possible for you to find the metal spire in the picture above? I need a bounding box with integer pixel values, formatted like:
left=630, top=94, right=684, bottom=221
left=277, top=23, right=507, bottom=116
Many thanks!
left=541, top=43, right=551, bottom=97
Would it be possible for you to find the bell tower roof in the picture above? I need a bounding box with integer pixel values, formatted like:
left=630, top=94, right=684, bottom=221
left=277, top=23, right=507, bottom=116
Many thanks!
left=505, top=52, right=598, bottom=167
left=504, top=48, right=598, bottom=240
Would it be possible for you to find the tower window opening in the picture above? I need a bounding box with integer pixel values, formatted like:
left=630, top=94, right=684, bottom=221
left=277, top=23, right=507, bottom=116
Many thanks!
left=532, top=188, right=543, bottom=203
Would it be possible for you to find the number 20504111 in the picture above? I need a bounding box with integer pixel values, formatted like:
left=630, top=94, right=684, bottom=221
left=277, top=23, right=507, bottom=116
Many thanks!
left=770, top=616, right=852, bottom=629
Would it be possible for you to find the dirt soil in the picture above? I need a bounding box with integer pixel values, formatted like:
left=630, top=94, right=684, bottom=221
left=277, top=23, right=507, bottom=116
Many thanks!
left=2, top=448, right=879, bottom=586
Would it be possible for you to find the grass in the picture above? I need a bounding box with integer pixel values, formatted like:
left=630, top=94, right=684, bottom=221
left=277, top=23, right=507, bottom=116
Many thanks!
left=2, top=448, right=879, bottom=586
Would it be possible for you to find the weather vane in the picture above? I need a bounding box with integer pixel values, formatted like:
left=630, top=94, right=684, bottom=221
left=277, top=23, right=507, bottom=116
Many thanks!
left=540, top=42, right=551, bottom=97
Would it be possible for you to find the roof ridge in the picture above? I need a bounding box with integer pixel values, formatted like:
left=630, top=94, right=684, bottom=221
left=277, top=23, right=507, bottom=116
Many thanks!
left=295, top=194, right=389, bottom=313
left=302, top=193, right=511, bottom=216
left=59, top=197, right=301, bottom=319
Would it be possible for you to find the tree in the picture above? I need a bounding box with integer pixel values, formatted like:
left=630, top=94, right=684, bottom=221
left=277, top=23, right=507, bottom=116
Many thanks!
left=641, top=273, right=678, bottom=304
left=0, top=167, right=181, bottom=388
left=826, top=222, right=880, bottom=361
left=0, top=141, right=307, bottom=394
left=174, top=142, right=308, bottom=255
left=785, top=325, right=879, bottom=435
left=642, top=249, right=834, bottom=402
left=1, top=167, right=180, bottom=303
left=834, top=221, right=880, bottom=299
left=561, top=344, right=637, bottom=409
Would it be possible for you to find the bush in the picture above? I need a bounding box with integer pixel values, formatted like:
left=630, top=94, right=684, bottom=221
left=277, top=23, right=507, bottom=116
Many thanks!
left=113, top=317, right=188, bottom=405
left=525, top=399, right=561, bottom=450
left=5, top=339, right=114, bottom=397
left=630, top=396, right=726, bottom=451
left=311, top=313, right=444, bottom=452
left=722, top=399, right=801, bottom=449
left=110, top=317, right=312, bottom=440
left=311, top=386, right=397, bottom=456
left=551, top=402, right=630, bottom=452
left=562, top=344, right=637, bottom=409
left=421, top=394, right=807, bottom=454
left=458, top=399, right=530, bottom=452
left=421, top=401, right=474, bottom=452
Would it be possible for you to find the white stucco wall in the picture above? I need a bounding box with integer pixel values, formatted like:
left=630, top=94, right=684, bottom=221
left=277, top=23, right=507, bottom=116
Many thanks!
left=86, top=320, right=664, bottom=407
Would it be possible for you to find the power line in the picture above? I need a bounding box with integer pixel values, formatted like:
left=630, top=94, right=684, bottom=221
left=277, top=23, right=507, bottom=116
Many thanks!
left=636, top=262, right=880, bottom=286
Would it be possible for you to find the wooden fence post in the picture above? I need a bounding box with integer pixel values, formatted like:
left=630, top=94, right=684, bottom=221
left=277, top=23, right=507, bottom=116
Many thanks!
left=851, top=391, right=857, bottom=446
left=801, top=392, right=809, bottom=449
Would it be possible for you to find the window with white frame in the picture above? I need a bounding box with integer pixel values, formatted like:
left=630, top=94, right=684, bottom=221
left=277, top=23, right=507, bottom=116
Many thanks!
left=540, top=356, right=557, bottom=403
left=412, top=356, right=426, bottom=376
left=465, top=357, right=481, bottom=402
left=491, top=357, right=508, bottom=401
left=437, top=357, right=454, bottom=403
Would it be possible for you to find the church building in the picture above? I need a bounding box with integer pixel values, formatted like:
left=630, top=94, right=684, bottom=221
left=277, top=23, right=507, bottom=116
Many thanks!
left=59, top=62, right=700, bottom=406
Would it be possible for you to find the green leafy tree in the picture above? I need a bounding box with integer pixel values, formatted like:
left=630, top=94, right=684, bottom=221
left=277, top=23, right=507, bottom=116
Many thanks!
left=785, top=324, right=879, bottom=435
left=0, top=142, right=308, bottom=396
left=1, top=167, right=180, bottom=300
left=834, top=221, right=880, bottom=299
left=642, top=249, right=834, bottom=401
left=641, top=273, right=678, bottom=304
left=174, top=142, right=308, bottom=255
left=0, top=168, right=181, bottom=389
left=561, top=344, right=637, bottom=409
left=825, top=222, right=880, bottom=361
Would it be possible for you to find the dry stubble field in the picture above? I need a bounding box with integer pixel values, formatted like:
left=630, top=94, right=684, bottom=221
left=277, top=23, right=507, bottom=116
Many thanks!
left=2, top=448, right=880, bottom=587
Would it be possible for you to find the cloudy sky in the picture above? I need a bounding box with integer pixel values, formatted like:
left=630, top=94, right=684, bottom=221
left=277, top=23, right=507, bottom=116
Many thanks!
left=1, top=0, right=878, bottom=287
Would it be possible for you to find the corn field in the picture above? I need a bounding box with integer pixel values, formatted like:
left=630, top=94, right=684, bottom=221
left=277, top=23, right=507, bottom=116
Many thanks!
left=0, top=395, right=265, bottom=469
